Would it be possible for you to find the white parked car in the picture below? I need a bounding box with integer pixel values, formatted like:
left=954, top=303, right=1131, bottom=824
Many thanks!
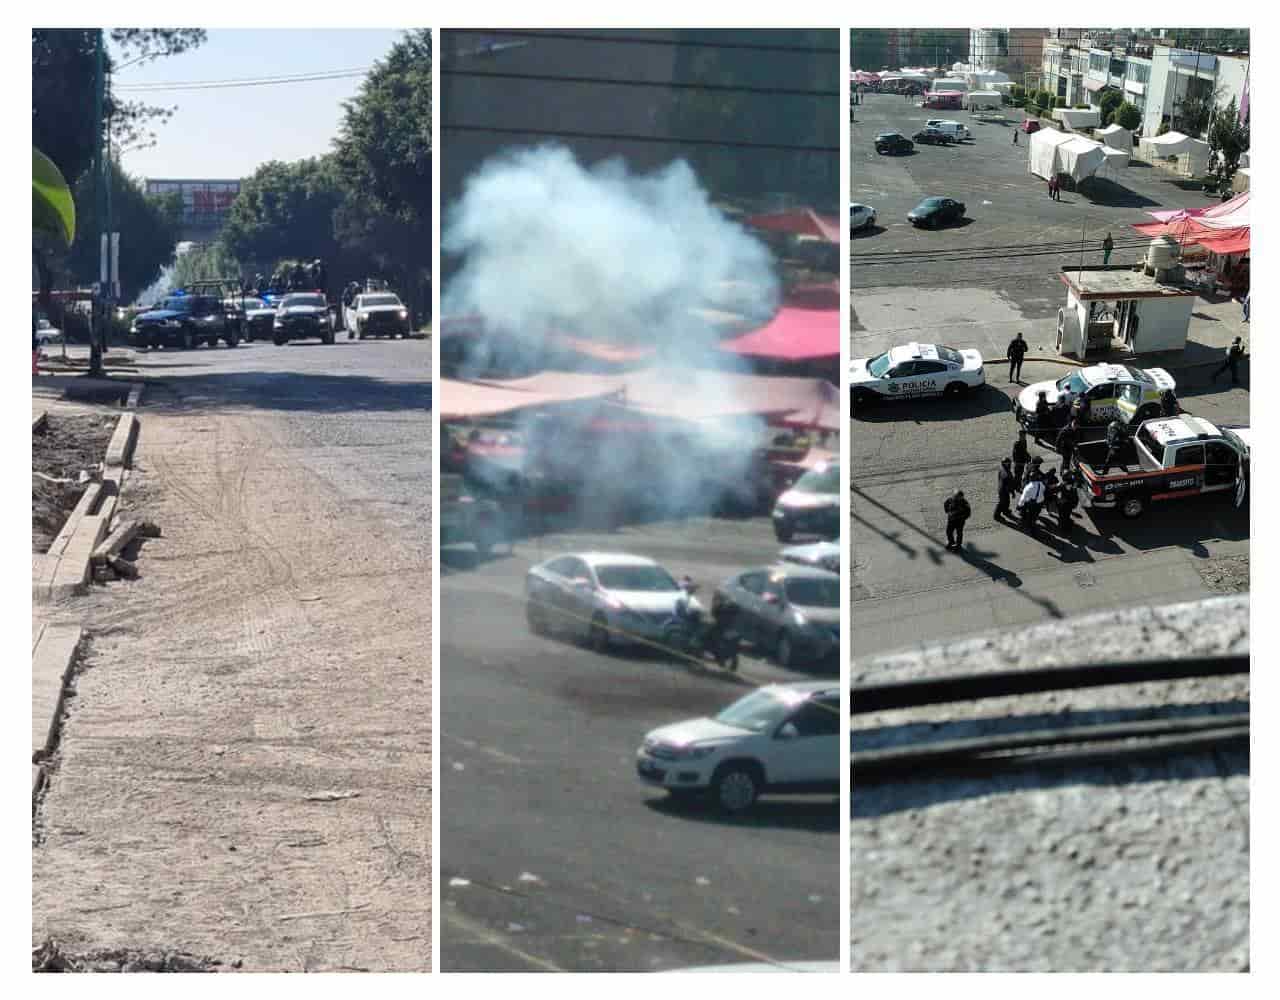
left=525, top=551, right=698, bottom=653
left=779, top=540, right=840, bottom=574
left=850, top=342, right=985, bottom=405
left=849, top=203, right=878, bottom=233
left=35, top=317, right=62, bottom=345
left=636, top=682, right=840, bottom=812
left=925, top=119, right=971, bottom=140
left=347, top=292, right=412, bottom=340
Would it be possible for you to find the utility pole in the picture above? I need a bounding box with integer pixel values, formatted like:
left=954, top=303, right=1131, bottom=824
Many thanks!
left=90, top=29, right=106, bottom=377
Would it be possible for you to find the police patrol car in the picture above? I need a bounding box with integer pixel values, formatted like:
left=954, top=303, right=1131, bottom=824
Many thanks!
left=849, top=343, right=985, bottom=406
left=1016, top=364, right=1176, bottom=428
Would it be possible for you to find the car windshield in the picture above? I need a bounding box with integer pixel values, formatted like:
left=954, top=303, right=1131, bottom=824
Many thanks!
left=595, top=564, right=678, bottom=592
left=793, top=463, right=839, bottom=494
left=1124, top=366, right=1154, bottom=384
left=936, top=346, right=963, bottom=365
left=361, top=294, right=402, bottom=307
left=867, top=352, right=891, bottom=377
left=283, top=295, right=326, bottom=308
left=918, top=198, right=944, bottom=208
left=877, top=133, right=900, bottom=140
left=1056, top=371, right=1090, bottom=395
left=784, top=577, right=839, bottom=608
left=158, top=297, right=193, bottom=313
left=715, top=687, right=805, bottom=733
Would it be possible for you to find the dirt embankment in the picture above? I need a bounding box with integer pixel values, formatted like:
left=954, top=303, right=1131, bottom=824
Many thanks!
left=33, top=414, right=117, bottom=553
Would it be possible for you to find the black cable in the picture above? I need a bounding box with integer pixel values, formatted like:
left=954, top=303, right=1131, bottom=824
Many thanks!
left=115, top=68, right=370, bottom=92
left=442, top=122, right=838, bottom=154
left=441, top=67, right=836, bottom=99
left=850, top=233, right=1155, bottom=262
left=449, top=29, right=839, bottom=55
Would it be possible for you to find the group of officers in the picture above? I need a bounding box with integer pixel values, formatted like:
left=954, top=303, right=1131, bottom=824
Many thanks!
left=250, top=259, right=329, bottom=297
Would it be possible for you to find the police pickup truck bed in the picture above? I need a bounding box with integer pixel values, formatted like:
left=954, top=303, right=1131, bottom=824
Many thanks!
left=1074, top=416, right=1250, bottom=519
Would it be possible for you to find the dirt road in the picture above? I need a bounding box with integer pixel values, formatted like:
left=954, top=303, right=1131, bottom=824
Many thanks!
left=32, top=340, right=431, bottom=972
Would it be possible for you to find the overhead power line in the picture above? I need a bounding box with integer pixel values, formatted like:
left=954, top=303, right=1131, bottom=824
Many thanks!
left=443, top=122, right=837, bottom=155
left=115, top=67, right=372, bottom=92
left=442, top=68, right=836, bottom=99
left=451, top=29, right=839, bottom=55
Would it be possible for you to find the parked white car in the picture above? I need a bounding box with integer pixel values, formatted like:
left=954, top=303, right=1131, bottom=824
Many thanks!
left=925, top=119, right=971, bottom=140
left=850, top=342, right=985, bottom=405
left=849, top=203, right=878, bottom=232
left=636, top=682, right=840, bottom=812
left=526, top=551, right=698, bottom=652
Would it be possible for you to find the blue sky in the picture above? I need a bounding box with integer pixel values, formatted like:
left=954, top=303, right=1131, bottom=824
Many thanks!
left=113, top=29, right=411, bottom=181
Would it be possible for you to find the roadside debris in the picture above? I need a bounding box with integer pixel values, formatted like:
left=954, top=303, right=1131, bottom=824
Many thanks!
left=32, top=938, right=221, bottom=972
left=32, top=415, right=116, bottom=554
left=304, top=790, right=360, bottom=802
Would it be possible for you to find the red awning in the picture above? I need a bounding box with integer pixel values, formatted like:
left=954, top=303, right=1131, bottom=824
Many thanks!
left=745, top=208, right=840, bottom=244
left=439, top=377, right=623, bottom=420
left=720, top=307, right=839, bottom=362
left=1196, top=230, right=1251, bottom=255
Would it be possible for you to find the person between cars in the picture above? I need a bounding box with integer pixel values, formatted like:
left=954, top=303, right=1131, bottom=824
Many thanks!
left=994, top=457, right=1016, bottom=522
left=1056, top=419, right=1079, bottom=469
left=1007, top=332, right=1028, bottom=383
left=1016, top=476, right=1046, bottom=526
left=1056, top=468, right=1079, bottom=533
left=943, top=489, right=971, bottom=552
left=1100, top=419, right=1127, bottom=475
left=1160, top=389, right=1180, bottom=417
left=1012, top=429, right=1030, bottom=487
left=1034, top=390, right=1052, bottom=430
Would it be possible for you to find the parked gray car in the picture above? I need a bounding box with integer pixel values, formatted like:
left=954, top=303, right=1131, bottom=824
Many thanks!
left=715, top=564, right=839, bottom=669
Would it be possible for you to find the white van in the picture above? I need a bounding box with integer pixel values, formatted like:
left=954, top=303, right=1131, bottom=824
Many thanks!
left=924, top=120, right=970, bottom=141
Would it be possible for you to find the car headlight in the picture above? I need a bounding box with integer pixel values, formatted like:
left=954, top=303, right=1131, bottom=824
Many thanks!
left=129, top=323, right=137, bottom=333
left=792, top=610, right=808, bottom=627
left=675, top=744, right=718, bottom=760
left=163, top=319, right=180, bottom=327
left=398, top=309, right=408, bottom=319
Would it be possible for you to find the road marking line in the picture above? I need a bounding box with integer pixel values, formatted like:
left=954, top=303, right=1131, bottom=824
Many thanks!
left=444, top=733, right=524, bottom=765
left=443, top=910, right=567, bottom=972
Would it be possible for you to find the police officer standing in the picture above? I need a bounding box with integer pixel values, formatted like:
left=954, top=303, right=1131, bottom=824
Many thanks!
left=944, top=489, right=971, bottom=551
left=1160, top=389, right=1180, bottom=417
left=1056, top=468, right=1079, bottom=533
left=1100, top=418, right=1127, bottom=475
left=1033, top=390, right=1053, bottom=432
left=1057, top=418, right=1079, bottom=470
left=1212, top=337, right=1246, bottom=385
left=1012, top=429, right=1030, bottom=487
left=994, top=458, right=1015, bottom=522
left=1007, top=332, right=1028, bottom=383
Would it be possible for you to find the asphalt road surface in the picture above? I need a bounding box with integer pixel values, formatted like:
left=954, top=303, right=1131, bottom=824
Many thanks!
left=441, top=515, right=838, bottom=971
left=32, top=337, right=432, bottom=971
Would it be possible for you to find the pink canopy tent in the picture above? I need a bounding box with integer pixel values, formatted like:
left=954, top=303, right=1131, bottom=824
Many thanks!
left=720, top=306, right=839, bottom=362
left=1132, top=192, right=1250, bottom=255
left=744, top=208, right=840, bottom=243
left=438, top=376, right=623, bottom=421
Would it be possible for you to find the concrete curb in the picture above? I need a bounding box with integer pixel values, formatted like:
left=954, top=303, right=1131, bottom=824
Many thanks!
left=104, top=412, right=138, bottom=473
left=31, top=623, right=83, bottom=800
left=33, top=410, right=48, bottom=433
left=33, top=410, right=136, bottom=604
left=126, top=383, right=144, bottom=409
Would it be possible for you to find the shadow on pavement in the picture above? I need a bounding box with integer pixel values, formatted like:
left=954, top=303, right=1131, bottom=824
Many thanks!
left=140, top=370, right=433, bottom=414
left=1081, top=178, right=1161, bottom=209
left=1085, top=500, right=1249, bottom=552
left=645, top=794, right=838, bottom=833
left=852, top=700, right=1249, bottom=818
left=852, top=383, right=1013, bottom=423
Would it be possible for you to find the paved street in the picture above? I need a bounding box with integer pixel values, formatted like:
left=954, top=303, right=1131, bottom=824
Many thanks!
left=32, top=337, right=432, bottom=971
left=441, top=516, right=838, bottom=971
left=848, top=93, right=1250, bottom=660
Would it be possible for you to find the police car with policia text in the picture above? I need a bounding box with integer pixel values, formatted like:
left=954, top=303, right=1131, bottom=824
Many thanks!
left=1016, top=364, right=1175, bottom=429
left=850, top=343, right=985, bottom=407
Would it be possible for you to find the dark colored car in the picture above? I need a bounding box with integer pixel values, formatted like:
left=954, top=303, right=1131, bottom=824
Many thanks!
left=874, top=131, right=914, bottom=155
left=272, top=293, right=335, bottom=345
left=231, top=296, right=277, bottom=342
left=907, top=197, right=966, bottom=228
left=715, top=564, right=840, bottom=669
left=130, top=294, right=241, bottom=350
left=912, top=127, right=956, bottom=146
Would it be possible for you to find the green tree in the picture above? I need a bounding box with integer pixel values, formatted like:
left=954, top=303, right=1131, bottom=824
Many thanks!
left=1114, top=102, right=1142, bottom=131
left=171, top=242, right=241, bottom=290
left=1207, top=96, right=1249, bottom=183
left=1098, top=88, right=1124, bottom=125
left=219, top=158, right=347, bottom=282
left=1173, top=81, right=1222, bottom=137
left=65, top=161, right=183, bottom=304
left=331, top=29, right=432, bottom=320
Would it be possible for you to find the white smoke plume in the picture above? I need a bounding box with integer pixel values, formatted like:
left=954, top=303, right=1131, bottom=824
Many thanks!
left=442, top=145, right=779, bottom=357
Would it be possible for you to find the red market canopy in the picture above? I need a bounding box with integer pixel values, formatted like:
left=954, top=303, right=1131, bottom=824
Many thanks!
left=720, top=306, right=839, bottom=362
left=1133, top=191, right=1250, bottom=254
left=438, top=376, right=623, bottom=420
left=744, top=208, right=840, bottom=243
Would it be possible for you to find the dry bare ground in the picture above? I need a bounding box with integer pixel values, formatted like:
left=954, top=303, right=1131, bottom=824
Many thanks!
left=33, top=405, right=430, bottom=972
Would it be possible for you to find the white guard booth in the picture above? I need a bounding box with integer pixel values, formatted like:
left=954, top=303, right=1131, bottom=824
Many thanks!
left=1055, top=267, right=1198, bottom=359
left=1053, top=107, right=1102, bottom=131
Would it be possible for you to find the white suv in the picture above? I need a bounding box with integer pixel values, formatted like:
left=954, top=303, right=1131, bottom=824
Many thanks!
left=636, top=682, right=839, bottom=813
left=925, top=119, right=970, bottom=141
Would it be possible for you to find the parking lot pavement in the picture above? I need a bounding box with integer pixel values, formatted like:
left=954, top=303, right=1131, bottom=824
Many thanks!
left=849, top=358, right=1250, bottom=660
left=441, top=514, right=838, bottom=971
left=849, top=94, right=1243, bottom=363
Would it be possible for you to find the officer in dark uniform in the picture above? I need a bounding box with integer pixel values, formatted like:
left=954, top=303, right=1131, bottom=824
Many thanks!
left=1159, top=389, right=1180, bottom=417
left=1212, top=337, right=1246, bottom=385
left=944, top=489, right=971, bottom=551
left=1033, top=390, right=1053, bottom=433
left=1007, top=332, right=1029, bottom=383
left=1100, top=418, right=1127, bottom=475
left=994, top=458, right=1015, bottom=522
left=1012, top=430, right=1030, bottom=487
left=1056, top=468, right=1079, bottom=533
left=1056, top=419, right=1079, bottom=469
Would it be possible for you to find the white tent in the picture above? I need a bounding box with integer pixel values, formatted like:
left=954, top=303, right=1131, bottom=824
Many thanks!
left=1140, top=131, right=1212, bottom=176
left=933, top=77, right=969, bottom=92
left=1028, top=128, right=1074, bottom=180
left=966, top=91, right=1003, bottom=111
left=1100, top=146, right=1130, bottom=172
left=1058, top=136, right=1107, bottom=182
left=1097, top=123, right=1133, bottom=151
left=1053, top=107, right=1102, bottom=131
